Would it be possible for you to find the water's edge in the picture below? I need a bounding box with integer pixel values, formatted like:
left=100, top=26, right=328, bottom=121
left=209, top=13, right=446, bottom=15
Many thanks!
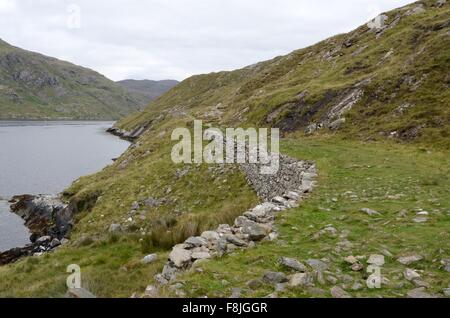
left=0, top=123, right=129, bottom=263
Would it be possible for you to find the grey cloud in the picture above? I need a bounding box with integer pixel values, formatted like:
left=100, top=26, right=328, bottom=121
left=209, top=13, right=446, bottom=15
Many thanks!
left=0, top=0, right=413, bottom=81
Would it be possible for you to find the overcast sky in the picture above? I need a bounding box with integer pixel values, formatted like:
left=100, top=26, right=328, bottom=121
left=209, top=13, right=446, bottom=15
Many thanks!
left=0, top=0, right=413, bottom=81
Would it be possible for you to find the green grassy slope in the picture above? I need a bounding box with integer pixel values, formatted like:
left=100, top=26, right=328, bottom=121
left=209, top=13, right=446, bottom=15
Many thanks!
left=0, top=39, right=143, bottom=120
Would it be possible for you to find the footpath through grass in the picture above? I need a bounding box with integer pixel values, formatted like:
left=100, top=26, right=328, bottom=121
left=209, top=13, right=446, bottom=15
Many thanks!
left=164, top=137, right=449, bottom=298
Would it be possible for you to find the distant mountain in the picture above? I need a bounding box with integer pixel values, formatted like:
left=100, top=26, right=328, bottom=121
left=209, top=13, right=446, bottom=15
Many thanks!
left=116, top=79, right=179, bottom=106
left=0, top=39, right=143, bottom=120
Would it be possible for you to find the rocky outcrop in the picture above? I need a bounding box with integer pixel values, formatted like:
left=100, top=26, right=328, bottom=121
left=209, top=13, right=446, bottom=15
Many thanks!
left=146, top=156, right=317, bottom=294
left=106, top=125, right=147, bottom=141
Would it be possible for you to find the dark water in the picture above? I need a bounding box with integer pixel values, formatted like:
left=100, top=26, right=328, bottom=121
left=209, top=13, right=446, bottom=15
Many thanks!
left=0, top=121, right=129, bottom=252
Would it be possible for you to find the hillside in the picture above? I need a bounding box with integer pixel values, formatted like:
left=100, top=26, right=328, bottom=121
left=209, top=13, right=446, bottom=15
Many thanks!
left=0, top=0, right=448, bottom=298
left=0, top=39, right=142, bottom=120
left=117, top=79, right=179, bottom=106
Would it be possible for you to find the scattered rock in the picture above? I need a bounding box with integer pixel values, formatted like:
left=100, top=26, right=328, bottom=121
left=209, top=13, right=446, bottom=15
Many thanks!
left=360, top=208, right=381, bottom=216
left=48, top=238, right=60, bottom=248
left=437, top=0, right=446, bottom=8
left=407, top=288, right=436, bottom=298
left=263, top=272, right=288, bottom=284
left=247, top=279, right=263, bottom=290
left=352, top=282, right=364, bottom=291
left=441, top=259, right=450, bottom=272
left=191, top=251, right=211, bottom=260
left=344, top=255, right=359, bottom=265
left=289, top=273, right=314, bottom=287
left=398, top=255, right=423, bottom=265
left=330, top=286, right=351, bottom=298
left=141, top=254, right=158, bottom=264
left=144, top=285, right=159, bottom=298
left=443, top=287, right=450, bottom=297
left=351, top=263, right=364, bottom=271
left=403, top=268, right=421, bottom=281
left=230, top=288, right=242, bottom=298
left=306, top=259, right=329, bottom=272
left=184, top=236, right=208, bottom=248
left=242, top=223, right=270, bottom=241
left=36, top=236, right=51, bottom=243
left=109, top=224, right=122, bottom=233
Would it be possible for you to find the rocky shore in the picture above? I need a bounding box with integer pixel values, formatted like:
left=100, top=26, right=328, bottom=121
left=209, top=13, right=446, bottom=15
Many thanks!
left=0, top=195, right=73, bottom=265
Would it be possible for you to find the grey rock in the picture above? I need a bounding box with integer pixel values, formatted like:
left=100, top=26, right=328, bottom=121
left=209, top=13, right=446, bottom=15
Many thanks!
left=184, top=236, right=208, bottom=248
left=109, top=224, right=122, bottom=233
left=50, top=238, right=61, bottom=248
left=443, top=288, right=450, bottom=297
left=279, top=257, right=308, bottom=272
left=36, top=236, right=51, bottom=243
left=407, top=288, right=436, bottom=298
left=247, top=279, right=263, bottom=290
left=66, top=288, right=96, bottom=298
left=263, top=272, right=288, bottom=284
left=201, top=231, right=220, bottom=241
left=274, top=283, right=286, bottom=292
left=441, top=259, right=450, bottom=272
left=191, top=251, right=211, bottom=260
left=241, top=223, right=269, bottom=241
left=328, top=118, right=346, bottom=130
left=403, top=268, right=420, bottom=281
left=225, top=234, right=248, bottom=247
left=230, top=288, right=242, bottom=298
left=351, top=263, right=364, bottom=271
left=161, top=264, right=178, bottom=281
left=131, top=201, right=139, bottom=210
left=234, top=216, right=256, bottom=228
left=360, top=208, right=381, bottom=216
left=154, top=273, right=169, bottom=286
left=368, top=254, right=385, bottom=266
left=330, top=286, right=351, bottom=298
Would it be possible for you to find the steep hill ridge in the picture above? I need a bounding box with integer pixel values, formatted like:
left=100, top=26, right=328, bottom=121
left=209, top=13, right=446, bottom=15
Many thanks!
left=118, top=0, right=449, bottom=148
left=0, top=40, right=143, bottom=120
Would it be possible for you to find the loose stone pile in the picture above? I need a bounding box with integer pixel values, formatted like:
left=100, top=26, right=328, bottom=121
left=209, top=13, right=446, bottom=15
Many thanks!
left=149, top=156, right=317, bottom=290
